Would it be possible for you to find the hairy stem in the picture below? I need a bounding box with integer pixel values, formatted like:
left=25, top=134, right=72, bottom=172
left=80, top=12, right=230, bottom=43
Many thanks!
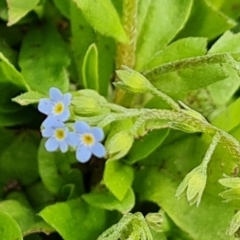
left=114, top=0, right=138, bottom=106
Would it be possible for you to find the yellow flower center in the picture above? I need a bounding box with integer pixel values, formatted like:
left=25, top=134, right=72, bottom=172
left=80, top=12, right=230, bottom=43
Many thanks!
left=54, top=102, right=64, bottom=115
left=55, top=129, right=65, bottom=140
left=81, top=133, right=95, bottom=146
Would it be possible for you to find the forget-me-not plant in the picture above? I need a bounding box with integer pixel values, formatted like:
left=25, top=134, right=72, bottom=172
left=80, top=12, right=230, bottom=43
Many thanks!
left=38, top=87, right=106, bottom=163
left=38, top=87, right=72, bottom=122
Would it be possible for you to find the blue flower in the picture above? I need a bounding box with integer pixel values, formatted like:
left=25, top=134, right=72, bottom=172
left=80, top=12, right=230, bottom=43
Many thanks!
left=38, top=87, right=72, bottom=122
left=41, top=117, right=77, bottom=153
left=74, top=121, right=106, bottom=163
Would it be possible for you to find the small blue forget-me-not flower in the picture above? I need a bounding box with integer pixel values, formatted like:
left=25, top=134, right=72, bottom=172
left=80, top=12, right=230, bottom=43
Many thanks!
left=74, top=121, right=106, bottom=163
left=38, top=87, right=72, bottom=122
left=42, top=117, right=77, bottom=153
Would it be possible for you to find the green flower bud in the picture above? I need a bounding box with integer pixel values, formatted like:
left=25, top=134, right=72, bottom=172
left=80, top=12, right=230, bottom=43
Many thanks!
left=226, top=211, right=240, bottom=236
left=175, top=164, right=207, bottom=207
left=106, top=130, right=134, bottom=160
left=145, top=210, right=171, bottom=233
left=115, top=66, right=153, bottom=93
left=71, top=89, right=109, bottom=116
left=219, top=177, right=240, bottom=202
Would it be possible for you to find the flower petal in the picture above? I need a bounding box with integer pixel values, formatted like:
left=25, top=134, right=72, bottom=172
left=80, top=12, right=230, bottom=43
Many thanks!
left=42, top=117, right=64, bottom=128
left=75, top=121, right=90, bottom=133
left=76, top=145, right=92, bottom=163
left=67, top=132, right=79, bottom=147
left=45, top=138, right=59, bottom=152
left=90, top=127, right=104, bottom=141
left=91, top=142, right=106, bottom=158
left=58, top=109, right=70, bottom=122
left=59, top=141, right=68, bottom=153
left=38, top=99, right=53, bottom=115
left=50, top=87, right=62, bottom=101
left=41, top=127, right=54, bottom=137
left=63, top=93, right=72, bottom=106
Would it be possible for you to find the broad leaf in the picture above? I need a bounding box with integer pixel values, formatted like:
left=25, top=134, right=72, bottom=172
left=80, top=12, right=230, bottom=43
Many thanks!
left=0, top=211, right=22, bottom=240
left=0, top=129, right=39, bottom=186
left=19, top=23, right=70, bottom=94
left=103, top=160, right=134, bottom=201
left=39, top=199, right=118, bottom=240
left=73, top=0, right=127, bottom=43
left=12, top=90, right=46, bottom=106
left=82, top=187, right=135, bottom=213
left=0, top=199, right=53, bottom=236
left=125, top=129, right=169, bottom=164
left=136, top=0, right=193, bottom=70
left=176, top=0, right=236, bottom=40
left=7, top=0, right=40, bottom=26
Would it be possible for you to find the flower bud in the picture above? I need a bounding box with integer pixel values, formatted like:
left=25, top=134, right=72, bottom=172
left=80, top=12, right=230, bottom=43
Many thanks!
left=219, top=177, right=240, bottom=202
left=226, top=211, right=240, bottom=236
left=71, top=89, right=109, bottom=116
left=115, top=66, right=153, bottom=93
left=175, top=164, right=207, bottom=207
left=106, top=131, right=134, bottom=160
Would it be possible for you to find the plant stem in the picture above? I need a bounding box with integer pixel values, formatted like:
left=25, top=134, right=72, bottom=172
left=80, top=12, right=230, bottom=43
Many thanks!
left=114, top=0, right=138, bottom=106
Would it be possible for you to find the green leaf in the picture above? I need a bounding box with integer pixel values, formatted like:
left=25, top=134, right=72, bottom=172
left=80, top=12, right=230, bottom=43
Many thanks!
left=0, top=1, right=8, bottom=21
left=82, top=43, right=99, bottom=91
left=210, top=0, right=240, bottom=19
left=209, top=31, right=240, bottom=54
left=134, top=168, right=236, bottom=240
left=146, top=37, right=207, bottom=70
left=71, top=2, right=115, bottom=96
left=0, top=129, right=39, bottom=185
left=82, top=187, right=135, bottom=213
left=38, top=139, right=67, bottom=195
left=38, top=139, right=83, bottom=197
left=176, top=0, right=236, bottom=40
left=0, top=210, right=22, bottom=240
left=0, top=107, right=37, bottom=127
left=12, top=90, right=46, bottom=106
left=52, top=0, right=70, bottom=18
left=73, top=0, right=128, bottom=43
left=103, top=161, right=134, bottom=201
left=125, top=129, right=169, bottom=164
left=6, top=0, right=40, bottom=26
left=19, top=23, right=70, bottom=95
left=144, top=53, right=232, bottom=94
left=136, top=0, right=193, bottom=70
left=211, top=98, right=240, bottom=132
left=0, top=52, right=28, bottom=89
left=39, top=199, right=117, bottom=240
left=26, top=182, right=55, bottom=210
left=0, top=200, right=53, bottom=236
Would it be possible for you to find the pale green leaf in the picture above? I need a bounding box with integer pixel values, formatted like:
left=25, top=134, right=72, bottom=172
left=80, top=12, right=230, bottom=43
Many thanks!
left=146, top=37, right=207, bottom=70
left=12, top=90, right=46, bottom=106
left=82, top=188, right=135, bottom=213
left=176, top=0, right=236, bottom=40
left=0, top=52, right=29, bottom=89
left=82, top=43, right=99, bottom=91
left=125, top=129, right=169, bottom=164
left=0, top=200, right=53, bottom=236
left=7, top=0, right=40, bottom=26
left=0, top=211, right=22, bottom=240
left=136, top=0, right=193, bottom=70
left=211, top=98, right=240, bottom=132
left=39, top=199, right=116, bottom=240
left=103, top=161, right=134, bottom=201
left=73, top=0, right=128, bottom=43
